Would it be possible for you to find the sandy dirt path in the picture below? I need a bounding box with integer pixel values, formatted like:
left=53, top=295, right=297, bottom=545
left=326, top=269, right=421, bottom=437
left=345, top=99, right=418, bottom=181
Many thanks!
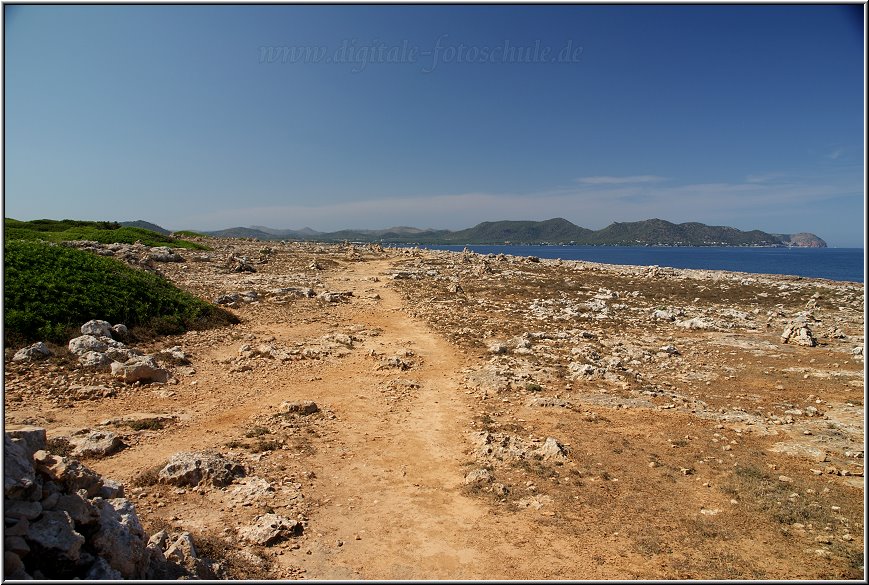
left=272, top=259, right=493, bottom=578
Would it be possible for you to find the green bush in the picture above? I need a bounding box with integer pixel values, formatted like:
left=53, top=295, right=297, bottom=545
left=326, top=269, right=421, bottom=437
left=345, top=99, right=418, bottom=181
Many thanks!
left=4, top=218, right=208, bottom=250
left=4, top=239, right=237, bottom=344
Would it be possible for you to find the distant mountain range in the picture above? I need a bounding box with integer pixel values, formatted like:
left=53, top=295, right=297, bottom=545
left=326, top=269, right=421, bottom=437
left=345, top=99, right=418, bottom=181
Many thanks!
left=119, top=218, right=826, bottom=248
left=187, top=218, right=826, bottom=248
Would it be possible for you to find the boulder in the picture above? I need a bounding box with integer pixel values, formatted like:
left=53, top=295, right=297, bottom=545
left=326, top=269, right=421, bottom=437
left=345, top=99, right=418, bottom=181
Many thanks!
left=238, top=513, right=301, bottom=546
left=5, top=499, right=42, bottom=521
left=158, top=451, right=244, bottom=488
left=12, top=342, right=53, bottom=362
left=110, top=323, right=129, bottom=341
left=68, top=431, right=125, bottom=458
left=56, top=492, right=100, bottom=526
left=27, top=510, right=85, bottom=562
left=91, top=498, right=148, bottom=579
left=488, top=343, right=509, bottom=355
left=80, top=320, right=113, bottom=338
left=34, top=452, right=104, bottom=498
left=111, top=356, right=170, bottom=384
left=68, top=335, right=108, bottom=356
left=6, top=426, right=47, bottom=457
left=78, top=351, right=112, bottom=369
left=99, top=478, right=124, bottom=499
left=4, top=435, right=36, bottom=498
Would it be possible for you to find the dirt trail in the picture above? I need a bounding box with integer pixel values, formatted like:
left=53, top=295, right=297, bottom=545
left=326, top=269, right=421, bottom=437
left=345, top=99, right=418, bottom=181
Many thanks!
left=277, top=259, right=490, bottom=578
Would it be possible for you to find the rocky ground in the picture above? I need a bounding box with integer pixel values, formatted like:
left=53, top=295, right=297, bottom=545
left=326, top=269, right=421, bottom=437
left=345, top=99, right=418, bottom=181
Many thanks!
left=4, top=238, right=865, bottom=579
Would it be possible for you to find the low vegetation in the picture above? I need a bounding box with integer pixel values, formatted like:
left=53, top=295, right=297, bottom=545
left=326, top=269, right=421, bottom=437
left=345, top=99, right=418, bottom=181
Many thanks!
left=4, top=218, right=207, bottom=250
left=4, top=239, right=237, bottom=344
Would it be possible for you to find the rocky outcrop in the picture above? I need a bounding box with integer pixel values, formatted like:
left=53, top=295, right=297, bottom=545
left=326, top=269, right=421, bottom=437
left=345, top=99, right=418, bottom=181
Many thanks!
left=64, top=320, right=171, bottom=382
left=158, top=451, right=245, bottom=488
left=2, top=427, right=212, bottom=579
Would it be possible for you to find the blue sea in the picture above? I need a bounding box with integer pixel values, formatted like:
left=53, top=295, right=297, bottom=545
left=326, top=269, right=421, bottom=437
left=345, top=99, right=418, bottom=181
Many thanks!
left=404, top=245, right=864, bottom=283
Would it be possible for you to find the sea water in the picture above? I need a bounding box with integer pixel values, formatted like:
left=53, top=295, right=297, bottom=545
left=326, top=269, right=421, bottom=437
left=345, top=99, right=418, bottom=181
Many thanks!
left=406, top=245, right=864, bottom=283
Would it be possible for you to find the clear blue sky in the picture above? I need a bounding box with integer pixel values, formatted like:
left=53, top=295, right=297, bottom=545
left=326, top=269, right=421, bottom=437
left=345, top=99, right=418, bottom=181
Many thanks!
left=4, top=4, right=865, bottom=246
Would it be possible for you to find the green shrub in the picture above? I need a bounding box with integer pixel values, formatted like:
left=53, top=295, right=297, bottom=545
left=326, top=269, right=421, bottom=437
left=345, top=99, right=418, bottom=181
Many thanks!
left=4, top=218, right=208, bottom=250
left=3, top=239, right=237, bottom=344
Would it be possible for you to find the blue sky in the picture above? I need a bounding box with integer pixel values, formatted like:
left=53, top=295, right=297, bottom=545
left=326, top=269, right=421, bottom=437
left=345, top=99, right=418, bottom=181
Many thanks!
left=4, top=4, right=865, bottom=246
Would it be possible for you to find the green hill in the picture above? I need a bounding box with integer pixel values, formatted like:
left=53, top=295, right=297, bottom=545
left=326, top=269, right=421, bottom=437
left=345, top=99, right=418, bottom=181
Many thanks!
left=587, top=219, right=785, bottom=246
left=4, top=218, right=207, bottom=250
left=444, top=218, right=594, bottom=244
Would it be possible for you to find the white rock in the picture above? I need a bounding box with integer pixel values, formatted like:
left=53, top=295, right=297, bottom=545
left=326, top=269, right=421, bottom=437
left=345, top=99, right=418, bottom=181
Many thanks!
left=81, top=319, right=113, bottom=338
left=12, top=342, right=52, bottom=362
left=68, top=335, right=108, bottom=356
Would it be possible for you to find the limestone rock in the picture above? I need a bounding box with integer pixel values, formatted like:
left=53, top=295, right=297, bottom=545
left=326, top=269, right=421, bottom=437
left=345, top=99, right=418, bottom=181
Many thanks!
left=91, top=498, right=148, bottom=579
left=34, top=452, right=104, bottom=497
left=27, top=510, right=85, bottom=562
left=80, top=320, right=113, bottom=338
left=12, top=342, right=53, bottom=362
left=228, top=476, right=275, bottom=505
left=781, top=320, right=817, bottom=346
left=6, top=426, right=47, bottom=457
left=68, top=335, right=108, bottom=356
left=149, top=247, right=183, bottom=262
left=652, top=309, right=675, bottom=321
left=104, top=347, right=142, bottom=363
left=238, top=513, right=301, bottom=546
left=279, top=400, right=319, bottom=415
left=78, top=351, right=112, bottom=369
left=676, top=317, right=713, bottom=330
left=164, top=532, right=197, bottom=564
left=68, top=431, right=125, bottom=458
left=56, top=492, right=100, bottom=526
left=110, top=323, right=129, bottom=341
left=538, top=437, right=568, bottom=460
left=111, top=355, right=170, bottom=384
left=158, top=451, right=244, bottom=488
left=4, top=435, right=36, bottom=498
